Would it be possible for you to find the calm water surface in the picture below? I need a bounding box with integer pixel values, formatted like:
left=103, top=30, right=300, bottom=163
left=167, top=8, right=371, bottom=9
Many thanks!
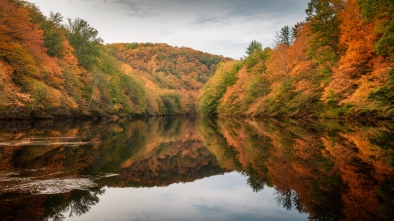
left=0, top=117, right=393, bottom=221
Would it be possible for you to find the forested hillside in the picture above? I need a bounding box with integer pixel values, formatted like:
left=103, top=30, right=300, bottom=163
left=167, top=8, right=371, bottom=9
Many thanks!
left=0, top=0, right=226, bottom=119
left=107, top=43, right=224, bottom=115
left=1, top=0, right=393, bottom=119
left=199, top=0, right=394, bottom=119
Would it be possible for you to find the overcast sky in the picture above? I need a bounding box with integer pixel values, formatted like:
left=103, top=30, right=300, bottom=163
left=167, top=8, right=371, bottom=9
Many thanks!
left=26, top=0, right=310, bottom=59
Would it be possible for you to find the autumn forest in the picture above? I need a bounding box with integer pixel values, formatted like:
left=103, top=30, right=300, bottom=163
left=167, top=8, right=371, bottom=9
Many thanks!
left=0, top=0, right=393, bottom=119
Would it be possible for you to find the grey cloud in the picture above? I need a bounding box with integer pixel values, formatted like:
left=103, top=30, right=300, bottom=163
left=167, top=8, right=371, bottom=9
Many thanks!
left=83, top=0, right=156, bottom=18
left=193, top=15, right=229, bottom=26
left=113, top=0, right=156, bottom=18
left=227, top=0, right=309, bottom=19
left=114, top=0, right=308, bottom=25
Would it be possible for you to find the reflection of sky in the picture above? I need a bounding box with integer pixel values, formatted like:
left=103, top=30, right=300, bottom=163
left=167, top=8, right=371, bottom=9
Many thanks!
left=63, top=172, right=308, bottom=221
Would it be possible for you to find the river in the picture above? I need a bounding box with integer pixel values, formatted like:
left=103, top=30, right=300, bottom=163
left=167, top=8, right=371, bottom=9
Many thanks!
left=0, top=117, right=393, bottom=220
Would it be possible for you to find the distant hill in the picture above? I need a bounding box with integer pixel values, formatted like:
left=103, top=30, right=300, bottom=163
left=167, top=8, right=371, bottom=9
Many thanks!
left=107, top=43, right=229, bottom=115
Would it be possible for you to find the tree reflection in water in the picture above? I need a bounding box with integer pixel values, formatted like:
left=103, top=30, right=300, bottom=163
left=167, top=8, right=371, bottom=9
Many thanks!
left=198, top=117, right=393, bottom=220
left=275, top=189, right=304, bottom=212
left=44, top=188, right=104, bottom=221
left=0, top=117, right=393, bottom=220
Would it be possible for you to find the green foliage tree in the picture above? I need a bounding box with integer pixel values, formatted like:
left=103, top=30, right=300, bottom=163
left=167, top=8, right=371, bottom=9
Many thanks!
left=280, top=26, right=291, bottom=46
left=161, top=93, right=181, bottom=114
left=67, top=18, right=103, bottom=70
left=358, top=0, right=394, bottom=60
left=306, top=0, right=343, bottom=64
left=245, top=40, right=263, bottom=57
left=43, top=12, right=66, bottom=58
left=244, top=40, right=265, bottom=69
left=275, top=26, right=296, bottom=47
left=198, top=62, right=241, bottom=115
left=369, top=69, right=394, bottom=117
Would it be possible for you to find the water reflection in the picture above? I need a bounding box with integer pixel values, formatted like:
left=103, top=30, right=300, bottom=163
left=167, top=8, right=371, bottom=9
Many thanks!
left=0, top=117, right=393, bottom=220
left=199, top=117, right=394, bottom=220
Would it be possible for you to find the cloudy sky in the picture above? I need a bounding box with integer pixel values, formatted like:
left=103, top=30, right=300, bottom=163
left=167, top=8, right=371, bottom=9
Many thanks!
left=26, top=0, right=310, bottom=59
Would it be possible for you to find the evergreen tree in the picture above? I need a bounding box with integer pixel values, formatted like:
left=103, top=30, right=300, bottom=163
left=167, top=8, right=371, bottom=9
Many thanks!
left=280, top=26, right=291, bottom=46
left=245, top=40, right=263, bottom=57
